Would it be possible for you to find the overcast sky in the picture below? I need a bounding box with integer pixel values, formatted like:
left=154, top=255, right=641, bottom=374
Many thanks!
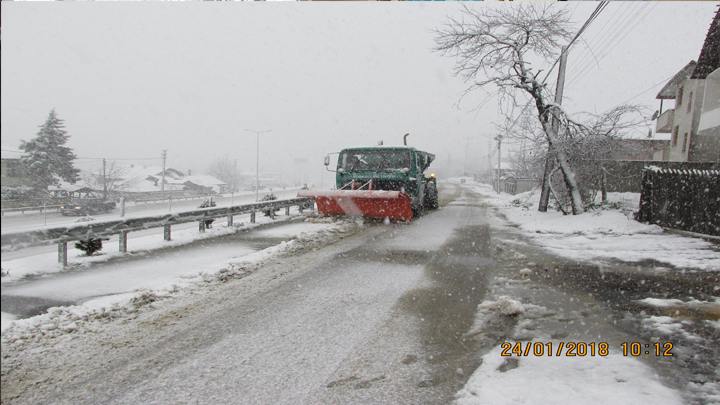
left=1, top=2, right=716, bottom=183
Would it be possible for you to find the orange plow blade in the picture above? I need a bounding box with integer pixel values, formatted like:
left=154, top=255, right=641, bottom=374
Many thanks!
left=297, top=189, right=413, bottom=221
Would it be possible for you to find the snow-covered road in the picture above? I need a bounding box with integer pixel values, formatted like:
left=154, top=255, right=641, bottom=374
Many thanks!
left=2, top=184, right=499, bottom=404
left=2, top=182, right=717, bottom=404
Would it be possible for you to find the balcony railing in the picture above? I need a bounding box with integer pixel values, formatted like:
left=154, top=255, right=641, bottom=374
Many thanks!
left=656, top=109, right=674, bottom=133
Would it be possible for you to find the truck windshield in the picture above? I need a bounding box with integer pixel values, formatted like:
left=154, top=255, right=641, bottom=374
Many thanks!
left=340, top=149, right=412, bottom=172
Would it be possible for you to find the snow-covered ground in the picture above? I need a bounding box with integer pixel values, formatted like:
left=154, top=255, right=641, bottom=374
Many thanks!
left=1, top=210, right=358, bottom=333
left=452, top=178, right=720, bottom=405
left=465, top=180, right=720, bottom=272
left=2, top=181, right=718, bottom=404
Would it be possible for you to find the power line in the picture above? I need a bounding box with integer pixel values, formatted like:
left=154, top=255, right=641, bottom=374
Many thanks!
left=565, top=2, right=636, bottom=80
left=541, top=1, right=608, bottom=85
left=1, top=149, right=160, bottom=162
left=566, top=2, right=656, bottom=89
left=600, top=71, right=677, bottom=115
left=74, top=156, right=159, bottom=161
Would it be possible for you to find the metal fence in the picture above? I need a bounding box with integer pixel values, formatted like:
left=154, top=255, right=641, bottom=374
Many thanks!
left=1, top=197, right=316, bottom=266
left=1, top=205, right=63, bottom=216
left=636, top=167, right=720, bottom=237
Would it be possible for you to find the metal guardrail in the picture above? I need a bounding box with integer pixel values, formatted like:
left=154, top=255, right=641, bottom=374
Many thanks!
left=1, top=198, right=316, bottom=265
left=134, top=195, right=214, bottom=204
left=1, top=205, right=63, bottom=216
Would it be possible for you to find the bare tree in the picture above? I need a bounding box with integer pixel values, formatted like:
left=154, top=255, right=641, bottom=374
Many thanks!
left=435, top=4, right=587, bottom=214
left=499, top=102, right=649, bottom=212
left=82, top=161, right=137, bottom=198
left=498, top=112, right=546, bottom=180
left=207, top=156, right=240, bottom=192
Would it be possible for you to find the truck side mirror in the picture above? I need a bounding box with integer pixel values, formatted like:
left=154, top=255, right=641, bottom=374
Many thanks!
left=324, top=155, right=330, bottom=166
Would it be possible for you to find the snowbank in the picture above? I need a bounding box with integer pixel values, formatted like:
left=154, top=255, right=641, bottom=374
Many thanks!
left=456, top=345, right=685, bottom=405
left=466, top=181, right=720, bottom=271
left=1, top=213, right=360, bottom=335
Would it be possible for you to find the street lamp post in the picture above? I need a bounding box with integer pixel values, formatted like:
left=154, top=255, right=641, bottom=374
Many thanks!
left=245, top=129, right=272, bottom=202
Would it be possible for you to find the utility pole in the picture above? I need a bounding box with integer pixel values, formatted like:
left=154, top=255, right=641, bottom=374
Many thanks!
left=462, top=137, right=471, bottom=176
left=231, top=158, right=237, bottom=206
left=161, top=150, right=167, bottom=199
left=245, top=129, right=272, bottom=202
left=539, top=46, right=568, bottom=212
left=102, top=158, right=107, bottom=199
left=494, top=135, right=503, bottom=194
left=488, top=136, right=492, bottom=178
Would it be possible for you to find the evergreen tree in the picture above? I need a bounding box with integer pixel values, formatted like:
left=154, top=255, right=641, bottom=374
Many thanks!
left=20, top=109, right=81, bottom=188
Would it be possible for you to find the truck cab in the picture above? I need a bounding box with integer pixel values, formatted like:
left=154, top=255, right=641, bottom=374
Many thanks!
left=332, top=146, right=437, bottom=215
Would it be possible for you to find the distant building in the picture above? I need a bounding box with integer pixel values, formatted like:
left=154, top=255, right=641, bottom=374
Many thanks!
left=654, top=9, right=720, bottom=162
left=611, top=139, right=671, bottom=162
left=0, top=145, right=30, bottom=188
left=96, top=165, right=226, bottom=197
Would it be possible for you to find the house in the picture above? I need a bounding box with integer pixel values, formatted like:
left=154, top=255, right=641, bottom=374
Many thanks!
left=654, top=10, right=720, bottom=162
left=177, top=175, right=227, bottom=194
left=47, top=183, right=97, bottom=200
left=0, top=145, right=30, bottom=188
left=99, top=165, right=226, bottom=198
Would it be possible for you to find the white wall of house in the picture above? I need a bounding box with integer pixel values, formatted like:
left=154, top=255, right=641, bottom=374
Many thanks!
left=698, top=68, right=720, bottom=132
left=667, top=79, right=702, bottom=162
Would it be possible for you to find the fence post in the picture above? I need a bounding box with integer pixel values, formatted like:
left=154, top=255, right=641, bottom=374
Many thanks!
left=164, top=225, right=171, bottom=241
left=119, top=231, right=128, bottom=253
left=637, top=169, right=652, bottom=223
left=58, top=242, right=67, bottom=267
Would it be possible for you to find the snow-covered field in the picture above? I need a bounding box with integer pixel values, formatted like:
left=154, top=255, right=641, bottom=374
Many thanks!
left=465, top=180, right=720, bottom=272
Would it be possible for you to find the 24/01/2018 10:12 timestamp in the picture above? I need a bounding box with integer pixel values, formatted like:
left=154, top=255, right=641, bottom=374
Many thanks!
left=500, top=342, right=675, bottom=357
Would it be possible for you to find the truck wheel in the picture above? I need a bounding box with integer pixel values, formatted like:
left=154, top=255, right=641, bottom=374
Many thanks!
left=424, top=184, right=439, bottom=210
left=412, top=205, right=423, bottom=218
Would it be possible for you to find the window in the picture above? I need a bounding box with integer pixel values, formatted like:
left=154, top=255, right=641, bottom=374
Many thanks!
left=682, top=133, right=688, bottom=153
left=676, top=87, right=684, bottom=107
left=687, top=91, right=693, bottom=113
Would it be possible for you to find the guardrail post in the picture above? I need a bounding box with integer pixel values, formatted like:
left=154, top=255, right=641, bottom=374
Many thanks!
left=58, top=242, right=67, bottom=267
left=164, top=225, right=171, bottom=241
left=119, top=231, right=128, bottom=253
left=286, top=206, right=290, bottom=216
left=199, top=221, right=206, bottom=232
left=250, top=211, right=256, bottom=223
left=227, top=215, right=233, bottom=227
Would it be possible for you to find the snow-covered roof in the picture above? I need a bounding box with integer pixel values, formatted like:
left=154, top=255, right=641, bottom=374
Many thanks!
left=122, top=165, right=165, bottom=180
left=182, top=175, right=226, bottom=187
left=122, top=166, right=186, bottom=181
left=492, top=161, right=512, bottom=170
left=656, top=61, right=697, bottom=99
left=47, top=183, right=93, bottom=193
